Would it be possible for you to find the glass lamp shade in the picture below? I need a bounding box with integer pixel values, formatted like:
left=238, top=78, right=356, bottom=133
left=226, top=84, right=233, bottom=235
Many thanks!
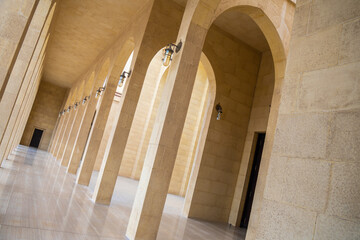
left=163, top=47, right=173, bottom=66
left=118, top=74, right=125, bottom=87
left=95, top=89, right=101, bottom=98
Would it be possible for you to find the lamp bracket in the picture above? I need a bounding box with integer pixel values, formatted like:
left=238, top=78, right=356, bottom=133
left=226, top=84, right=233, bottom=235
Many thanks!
left=170, top=40, right=182, bottom=53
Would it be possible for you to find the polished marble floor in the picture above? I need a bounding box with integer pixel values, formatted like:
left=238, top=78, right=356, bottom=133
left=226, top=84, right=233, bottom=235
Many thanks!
left=0, top=145, right=246, bottom=239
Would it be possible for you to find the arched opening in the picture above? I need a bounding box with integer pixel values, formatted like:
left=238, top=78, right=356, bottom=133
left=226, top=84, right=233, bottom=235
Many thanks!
left=79, top=57, right=111, bottom=165
left=93, top=50, right=135, bottom=172
left=108, top=45, right=217, bottom=214
left=181, top=3, right=288, bottom=239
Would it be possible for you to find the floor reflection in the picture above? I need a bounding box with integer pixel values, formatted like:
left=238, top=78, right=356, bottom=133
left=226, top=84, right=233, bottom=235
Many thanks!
left=0, top=146, right=246, bottom=239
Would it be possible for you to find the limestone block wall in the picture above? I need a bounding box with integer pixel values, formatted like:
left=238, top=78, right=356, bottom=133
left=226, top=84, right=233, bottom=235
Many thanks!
left=186, top=25, right=262, bottom=222
left=169, top=63, right=209, bottom=196
left=229, top=50, right=274, bottom=225
left=21, top=80, right=67, bottom=150
left=119, top=53, right=169, bottom=178
left=256, top=0, right=360, bottom=239
left=123, top=69, right=168, bottom=179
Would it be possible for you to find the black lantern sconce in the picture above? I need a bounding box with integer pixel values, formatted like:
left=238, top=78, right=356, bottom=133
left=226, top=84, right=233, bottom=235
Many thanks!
left=215, top=103, right=223, bottom=120
left=95, top=86, right=106, bottom=99
left=82, top=95, right=90, bottom=104
left=118, top=70, right=131, bottom=87
left=66, top=106, right=72, bottom=113
left=162, top=40, right=182, bottom=67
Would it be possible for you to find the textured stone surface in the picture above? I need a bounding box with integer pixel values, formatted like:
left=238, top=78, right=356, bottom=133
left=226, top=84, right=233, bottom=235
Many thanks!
left=273, top=113, right=330, bottom=159
left=257, top=199, right=316, bottom=240
left=20, top=81, right=67, bottom=150
left=314, top=215, right=360, bottom=240
left=299, top=63, right=360, bottom=112
left=327, top=111, right=360, bottom=162
left=265, top=156, right=331, bottom=212
left=327, top=162, right=360, bottom=219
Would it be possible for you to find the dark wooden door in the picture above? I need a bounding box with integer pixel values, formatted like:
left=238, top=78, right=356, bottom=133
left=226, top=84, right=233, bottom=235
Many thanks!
left=29, top=128, right=44, bottom=148
left=240, top=133, right=266, bottom=228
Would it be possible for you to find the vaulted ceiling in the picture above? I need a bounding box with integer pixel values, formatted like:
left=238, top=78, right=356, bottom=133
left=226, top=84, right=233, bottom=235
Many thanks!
left=44, top=0, right=150, bottom=87
left=44, top=0, right=268, bottom=88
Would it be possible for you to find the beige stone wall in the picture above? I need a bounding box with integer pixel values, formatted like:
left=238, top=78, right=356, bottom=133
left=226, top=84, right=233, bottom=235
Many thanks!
left=20, top=80, right=67, bottom=150
left=125, top=68, right=168, bottom=179
left=119, top=52, right=169, bottom=178
left=256, top=0, right=360, bottom=239
left=186, top=25, right=262, bottom=222
left=169, top=63, right=209, bottom=196
left=229, top=50, right=274, bottom=225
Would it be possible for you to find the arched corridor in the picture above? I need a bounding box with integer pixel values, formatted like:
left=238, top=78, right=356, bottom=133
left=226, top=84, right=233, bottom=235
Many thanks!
left=0, top=0, right=359, bottom=239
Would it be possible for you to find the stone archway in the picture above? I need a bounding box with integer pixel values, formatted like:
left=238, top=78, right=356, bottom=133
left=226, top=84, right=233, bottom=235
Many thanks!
left=179, top=2, right=291, bottom=240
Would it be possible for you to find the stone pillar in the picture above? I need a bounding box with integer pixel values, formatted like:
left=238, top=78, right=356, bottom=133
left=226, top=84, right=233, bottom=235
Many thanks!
left=0, top=0, right=52, bottom=145
left=66, top=67, right=105, bottom=174
left=55, top=102, right=77, bottom=160
left=50, top=89, right=70, bottom=155
left=60, top=99, right=85, bottom=167
left=8, top=55, right=45, bottom=156
left=75, top=54, right=129, bottom=186
left=0, top=2, right=54, bottom=163
left=254, top=1, right=360, bottom=239
left=91, top=0, right=179, bottom=204
left=1, top=34, right=49, bottom=162
left=53, top=100, right=72, bottom=157
left=50, top=112, right=65, bottom=154
left=0, top=0, right=39, bottom=94
left=124, top=1, right=221, bottom=238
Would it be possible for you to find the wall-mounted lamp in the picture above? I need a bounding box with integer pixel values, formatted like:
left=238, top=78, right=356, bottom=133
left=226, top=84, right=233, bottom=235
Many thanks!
left=215, top=103, right=223, bottom=120
left=66, top=106, right=72, bottom=113
left=82, top=95, right=90, bottom=104
left=95, top=86, right=106, bottom=98
left=118, top=70, right=131, bottom=87
left=59, top=110, right=64, bottom=117
left=162, top=40, right=182, bottom=67
left=74, top=101, right=81, bottom=110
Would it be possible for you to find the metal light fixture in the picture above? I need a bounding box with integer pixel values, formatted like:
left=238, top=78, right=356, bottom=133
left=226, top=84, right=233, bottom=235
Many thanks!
left=74, top=101, right=80, bottom=110
left=95, top=86, right=106, bottom=98
left=118, top=70, right=131, bottom=87
left=66, top=106, right=72, bottom=113
left=162, top=40, right=182, bottom=67
left=82, top=95, right=90, bottom=104
left=215, top=103, right=223, bottom=120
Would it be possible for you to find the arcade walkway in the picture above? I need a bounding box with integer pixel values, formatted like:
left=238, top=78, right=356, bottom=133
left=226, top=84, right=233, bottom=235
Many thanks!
left=0, top=146, right=246, bottom=239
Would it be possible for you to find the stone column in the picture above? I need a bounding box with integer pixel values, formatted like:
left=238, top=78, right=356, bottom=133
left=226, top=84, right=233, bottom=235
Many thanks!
left=91, top=0, right=179, bottom=204
left=55, top=102, right=77, bottom=160
left=66, top=69, right=104, bottom=174
left=75, top=58, right=127, bottom=186
left=50, top=112, right=65, bottom=154
left=1, top=34, right=49, bottom=162
left=0, top=0, right=39, bottom=93
left=53, top=100, right=72, bottom=157
left=0, top=0, right=52, bottom=145
left=124, top=1, right=221, bottom=238
left=50, top=89, right=70, bottom=155
left=7, top=55, right=45, bottom=156
left=0, top=2, right=54, bottom=163
left=60, top=101, right=86, bottom=167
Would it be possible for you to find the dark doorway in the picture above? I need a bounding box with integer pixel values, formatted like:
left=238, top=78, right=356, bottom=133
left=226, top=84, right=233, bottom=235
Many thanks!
left=240, top=133, right=266, bottom=228
left=29, top=128, right=44, bottom=148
